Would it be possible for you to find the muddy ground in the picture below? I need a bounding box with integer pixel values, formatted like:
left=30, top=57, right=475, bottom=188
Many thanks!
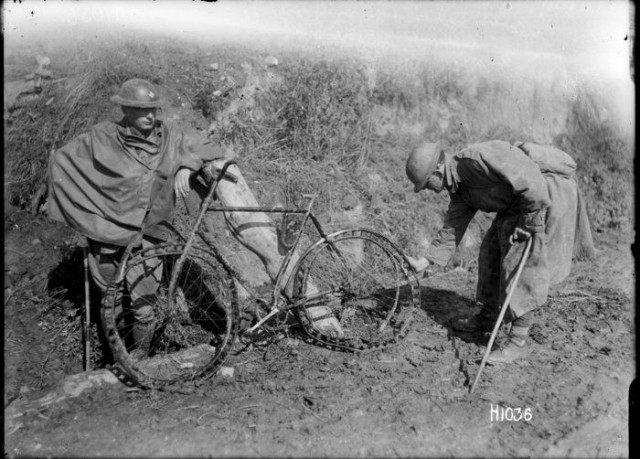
left=3, top=201, right=634, bottom=458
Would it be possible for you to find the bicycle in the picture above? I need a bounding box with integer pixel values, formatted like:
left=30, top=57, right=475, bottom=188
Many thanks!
left=101, top=160, right=421, bottom=388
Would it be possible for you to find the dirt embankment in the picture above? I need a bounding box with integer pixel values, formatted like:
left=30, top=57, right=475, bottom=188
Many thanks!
left=4, top=34, right=635, bottom=457
left=4, top=202, right=634, bottom=456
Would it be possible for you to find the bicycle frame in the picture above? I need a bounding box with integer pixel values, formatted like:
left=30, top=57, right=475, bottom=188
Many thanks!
left=172, top=159, right=341, bottom=332
left=103, top=161, right=420, bottom=387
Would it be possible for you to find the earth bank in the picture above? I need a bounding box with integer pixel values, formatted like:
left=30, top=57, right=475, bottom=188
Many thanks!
left=4, top=26, right=634, bottom=458
left=4, top=202, right=633, bottom=457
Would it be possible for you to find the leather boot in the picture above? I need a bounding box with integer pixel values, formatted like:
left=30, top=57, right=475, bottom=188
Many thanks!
left=487, top=334, right=529, bottom=365
left=130, top=300, right=158, bottom=360
left=130, top=319, right=157, bottom=360
left=451, top=306, right=498, bottom=333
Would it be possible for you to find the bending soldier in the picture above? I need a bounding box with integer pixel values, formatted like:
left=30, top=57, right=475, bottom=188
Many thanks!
left=405, top=140, right=594, bottom=364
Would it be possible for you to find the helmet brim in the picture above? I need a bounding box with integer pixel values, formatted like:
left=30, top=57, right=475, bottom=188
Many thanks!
left=110, top=95, right=163, bottom=108
left=409, top=141, right=443, bottom=193
left=414, top=180, right=427, bottom=193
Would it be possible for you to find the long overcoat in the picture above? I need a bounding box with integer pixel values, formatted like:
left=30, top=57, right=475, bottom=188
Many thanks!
left=426, top=140, right=594, bottom=317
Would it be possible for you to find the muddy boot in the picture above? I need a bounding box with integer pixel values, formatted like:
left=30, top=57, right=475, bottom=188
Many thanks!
left=451, top=305, right=498, bottom=332
left=486, top=335, right=529, bottom=364
left=130, top=303, right=157, bottom=360
left=306, top=304, right=344, bottom=338
left=130, top=321, right=157, bottom=360
left=487, top=325, right=530, bottom=365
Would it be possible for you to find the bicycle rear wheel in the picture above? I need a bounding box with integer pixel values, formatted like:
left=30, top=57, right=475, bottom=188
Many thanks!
left=292, top=229, right=420, bottom=351
left=101, top=242, right=239, bottom=388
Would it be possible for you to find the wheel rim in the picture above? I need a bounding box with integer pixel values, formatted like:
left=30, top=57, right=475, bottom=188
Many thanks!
left=102, top=243, right=239, bottom=387
left=293, top=229, right=418, bottom=350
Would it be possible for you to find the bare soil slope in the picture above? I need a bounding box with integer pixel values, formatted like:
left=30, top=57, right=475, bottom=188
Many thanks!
left=3, top=31, right=635, bottom=458
left=4, top=202, right=634, bottom=457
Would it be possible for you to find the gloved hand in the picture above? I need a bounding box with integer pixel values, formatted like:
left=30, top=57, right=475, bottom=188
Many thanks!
left=509, top=226, right=532, bottom=245
left=510, top=209, right=545, bottom=244
left=406, top=255, right=430, bottom=274
left=518, top=209, right=546, bottom=234
left=174, top=168, right=193, bottom=198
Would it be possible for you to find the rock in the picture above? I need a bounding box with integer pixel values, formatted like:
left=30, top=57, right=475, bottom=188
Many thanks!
left=219, top=366, right=234, bottom=378
left=208, top=63, right=219, bottom=71
left=5, top=369, right=123, bottom=432
left=31, top=238, right=42, bottom=246
left=367, top=172, right=383, bottom=184
left=19, top=385, right=31, bottom=395
left=207, top=122, right=216, bottom=136
left=263, top=379, right=277, bottom=391
left=264, top=56, right=278, bottom=67
left=212, top=90, right=222, bottom=98
left=341, top=195, right=359, bottom=210
left=61, top=370, right=120, bottom=398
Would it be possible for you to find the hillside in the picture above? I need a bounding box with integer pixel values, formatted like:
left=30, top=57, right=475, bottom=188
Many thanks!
left=4, top=24, right=635, bottom=458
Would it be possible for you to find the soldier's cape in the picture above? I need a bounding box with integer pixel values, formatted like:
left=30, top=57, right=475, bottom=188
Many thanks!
left=47, top=119, right=224, bottom=245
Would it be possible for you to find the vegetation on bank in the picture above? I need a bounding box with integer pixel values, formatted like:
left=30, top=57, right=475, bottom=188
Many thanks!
left=4, top=32, right=633, bottom=256
left=3, top=29, right=633, bottom=397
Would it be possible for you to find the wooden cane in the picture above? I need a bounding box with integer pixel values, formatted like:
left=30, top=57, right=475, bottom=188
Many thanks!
left=469, top=237, right=533, bottom=394
left=82, top=246, right=91, bottom=371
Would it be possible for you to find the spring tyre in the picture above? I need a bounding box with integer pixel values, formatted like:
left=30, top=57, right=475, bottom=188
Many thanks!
left=292, top=229, right=419, bottom=351
left=101, top=242, right=240, bottom=388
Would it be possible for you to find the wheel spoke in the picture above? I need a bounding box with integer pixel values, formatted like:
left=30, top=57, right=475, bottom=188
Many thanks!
left=101, top=243, right=239, bottom=388
left=293, top=229, right=418, bottom=350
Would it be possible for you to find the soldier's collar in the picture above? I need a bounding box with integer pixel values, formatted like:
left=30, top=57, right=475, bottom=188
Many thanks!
left=444, top=154, right=460, bottom=194
left=119, top=118, right=162, bottom=140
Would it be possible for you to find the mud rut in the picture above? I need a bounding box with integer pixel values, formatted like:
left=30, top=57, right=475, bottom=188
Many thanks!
left=4, top=209, right=633, bottom=458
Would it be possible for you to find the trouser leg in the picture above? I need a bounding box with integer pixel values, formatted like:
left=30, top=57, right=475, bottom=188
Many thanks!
left=125, top=238, right=162, bottom=357
left=510, top=310, right=534, bottom=337
left=88, top=238, right=162, bottom=356
left=87, top=241, right=126, bottom=329
left=475, top=219, right=501, bottom=317
left=450, top=221, right=502, bottom=333
left=486, top=214, right=547, bottom=365
left=497, top=215, right=549, bottom=320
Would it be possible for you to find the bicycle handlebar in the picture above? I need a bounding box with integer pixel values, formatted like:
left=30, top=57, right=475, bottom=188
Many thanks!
left=203, top=159, right=239, bottom=184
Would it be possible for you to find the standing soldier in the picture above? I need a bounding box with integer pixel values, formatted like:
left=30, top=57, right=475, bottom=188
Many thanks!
left=405, top=140, right=595, bottom=363
left=47, top=78, right=227, bottom=359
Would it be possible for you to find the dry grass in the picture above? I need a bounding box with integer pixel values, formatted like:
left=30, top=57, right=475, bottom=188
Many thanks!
left=3, top=30, right=633, bottom=248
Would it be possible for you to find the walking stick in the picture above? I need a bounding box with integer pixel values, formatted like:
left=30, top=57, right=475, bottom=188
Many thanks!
left=469, top=236, right=533, bottom=394
left=82, top=246, right=91, bottom=371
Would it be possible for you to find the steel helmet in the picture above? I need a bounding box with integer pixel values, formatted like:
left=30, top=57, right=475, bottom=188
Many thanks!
left=405, top=141, right=444, bottom=193
left=110, top=78, right=162, bottom=108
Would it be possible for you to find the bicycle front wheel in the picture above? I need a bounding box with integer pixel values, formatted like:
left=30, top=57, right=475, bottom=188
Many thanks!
left=101, top=242, right=240, bottom=388
left=292, top=229, right=420, bottom=352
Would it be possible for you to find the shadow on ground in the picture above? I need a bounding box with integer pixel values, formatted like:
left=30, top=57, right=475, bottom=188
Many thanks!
left=417, top=285, right=499, bottom=347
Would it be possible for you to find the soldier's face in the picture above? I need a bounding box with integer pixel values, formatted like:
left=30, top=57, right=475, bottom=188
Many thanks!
left=122, top=107, right=157, bottom=134
left=425, top=163, right=445, bottom=193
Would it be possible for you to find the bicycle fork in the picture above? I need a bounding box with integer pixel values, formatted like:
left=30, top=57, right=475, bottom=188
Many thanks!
left=168, top=160, right=237, bottom=295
